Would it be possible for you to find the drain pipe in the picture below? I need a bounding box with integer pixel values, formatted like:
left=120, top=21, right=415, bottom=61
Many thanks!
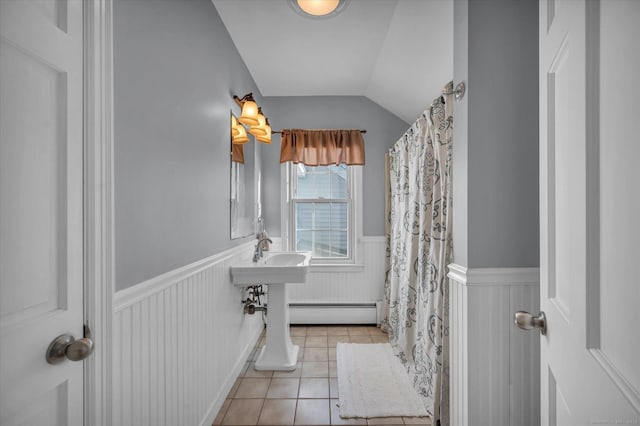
left=242, top=285, right=267, bottom=319
left=244, top=303, right=267, bottom=315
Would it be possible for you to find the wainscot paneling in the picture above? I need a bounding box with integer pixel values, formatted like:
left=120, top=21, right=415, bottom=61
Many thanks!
left=113, top=242, right=263, bottom=426
left=286, top=236, right=387, bottom=323
left=448, top=264, right=540, bottom=426
left=288, top=236, right=386, bottom=302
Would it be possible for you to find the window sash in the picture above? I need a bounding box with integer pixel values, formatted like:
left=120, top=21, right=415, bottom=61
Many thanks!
left=290, top=165, right=353, bottom=261
left=292, top=199, right=350, bottom=259
left=292, top=164, right=349, bottom=200
left=282, top=163, right=362, bottom=268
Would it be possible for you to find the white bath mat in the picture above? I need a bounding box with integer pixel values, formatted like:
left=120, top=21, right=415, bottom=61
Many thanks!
left=336, top=343, right=428, bottom=418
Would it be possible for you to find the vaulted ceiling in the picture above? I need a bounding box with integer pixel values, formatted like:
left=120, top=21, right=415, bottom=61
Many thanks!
left=212, top=0, right=453, bottom=124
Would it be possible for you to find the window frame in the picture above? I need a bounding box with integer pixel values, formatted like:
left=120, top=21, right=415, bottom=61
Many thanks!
left=281, top=162, right=363, bottom=271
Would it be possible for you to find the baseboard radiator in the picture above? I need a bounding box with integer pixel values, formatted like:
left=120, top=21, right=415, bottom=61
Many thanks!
left=285, top=236, right=387, bottom=325
left=289, top=302, right=379, bottom=325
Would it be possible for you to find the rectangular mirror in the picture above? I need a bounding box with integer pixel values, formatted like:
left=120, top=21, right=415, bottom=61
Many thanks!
left=230, top=112, right=256, bottom=239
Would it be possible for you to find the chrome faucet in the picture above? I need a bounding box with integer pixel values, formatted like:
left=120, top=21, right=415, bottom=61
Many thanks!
left=253, top=236, right=273, bottom=262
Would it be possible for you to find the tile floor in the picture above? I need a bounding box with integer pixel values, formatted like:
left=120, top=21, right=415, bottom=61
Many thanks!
left=212, top=325, right=431, bottom=426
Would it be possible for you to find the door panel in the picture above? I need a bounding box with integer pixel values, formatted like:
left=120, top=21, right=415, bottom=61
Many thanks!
left=31, top=0, right=69, bottom=33
left=7, top=383, right=69, bottom=426
left=0, top=40, right=68, bottom=325
left=547, top=33, right=575, bottom=323
left=0, top=1, right=84, bottom=424
left=540, top=0, right=640, bottom=424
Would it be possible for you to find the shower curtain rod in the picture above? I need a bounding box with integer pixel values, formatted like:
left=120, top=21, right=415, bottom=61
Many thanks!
left=442, top=81, right=466, bottom=101
left=272, top=129, right=366, bottom=134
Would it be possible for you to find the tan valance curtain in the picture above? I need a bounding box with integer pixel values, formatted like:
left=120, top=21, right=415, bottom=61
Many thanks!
left=279, top=129, right=365, bottom=166
left=231, top=144, right=244, bottom=164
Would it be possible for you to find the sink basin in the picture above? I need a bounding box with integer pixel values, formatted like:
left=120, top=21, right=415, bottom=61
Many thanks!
left=231, top=251, right=311, bottom=285
left=263, top=253, right=308, bottom=266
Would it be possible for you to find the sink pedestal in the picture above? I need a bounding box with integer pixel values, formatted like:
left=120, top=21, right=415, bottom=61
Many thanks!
left=230, top=252, right=311, bottom=371
left=254, top=282, right=299, bottom=370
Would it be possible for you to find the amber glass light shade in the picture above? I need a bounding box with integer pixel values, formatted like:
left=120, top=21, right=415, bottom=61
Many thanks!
left=248, top=113, right=268, bottom=136
left=232, top=123, right=249, bottom=144
left=238, top=100, right=260, bottom=126
left=231, top=115, right=240, bottom=137
left=256, top=124, right=272, bottom=144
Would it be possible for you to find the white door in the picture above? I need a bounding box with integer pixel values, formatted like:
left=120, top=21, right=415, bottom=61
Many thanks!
left=538, top=0, right=640, bottom=424
left=0, top=1, right=85, bottom=425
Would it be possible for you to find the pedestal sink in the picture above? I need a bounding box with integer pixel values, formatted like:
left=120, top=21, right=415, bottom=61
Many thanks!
left=231, top=252, right=311, bottom=370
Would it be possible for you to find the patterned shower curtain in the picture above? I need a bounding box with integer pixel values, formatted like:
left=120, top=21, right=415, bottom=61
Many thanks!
left=381, top=82, right=453, bottom=425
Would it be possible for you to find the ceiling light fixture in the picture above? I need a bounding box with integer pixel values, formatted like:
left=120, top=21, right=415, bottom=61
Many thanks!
left=288, top=0, right=350, bottom=19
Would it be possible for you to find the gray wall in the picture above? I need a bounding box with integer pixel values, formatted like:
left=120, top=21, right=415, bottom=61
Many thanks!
left=260, top=96, right=409, bottom=237
left=453, top=0, right=539, bottom=268
left=114, top=0, right=262, bottom=290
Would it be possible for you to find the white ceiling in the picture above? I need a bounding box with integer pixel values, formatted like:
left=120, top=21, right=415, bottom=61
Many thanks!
left=212, top=0, right=453, bottom=124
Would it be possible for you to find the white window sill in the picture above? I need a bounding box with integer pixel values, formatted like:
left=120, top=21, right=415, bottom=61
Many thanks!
left=309, top=263, right=365, bottom=273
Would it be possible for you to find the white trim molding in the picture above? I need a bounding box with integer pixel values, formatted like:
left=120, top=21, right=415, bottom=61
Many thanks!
left=114, top=242, right=253, bottom=310
left=447, top=263, right=540, bottom=285
left=83, top=1, right=115, bottom=424
left=447, top=263, right=541, bottom=426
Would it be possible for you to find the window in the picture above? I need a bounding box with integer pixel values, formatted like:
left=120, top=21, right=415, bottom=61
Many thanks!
left=282, top=163, right=362, bottom=268
left=294, top=164, right=348, bottom=257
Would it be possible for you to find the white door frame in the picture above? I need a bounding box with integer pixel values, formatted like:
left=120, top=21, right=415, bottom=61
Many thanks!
left=83, top=1, right=115, bottom=424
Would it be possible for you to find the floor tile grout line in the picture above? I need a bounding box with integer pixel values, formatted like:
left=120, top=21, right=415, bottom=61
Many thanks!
left=217, top=326, right=430, bottom=426
left=256, top=396, right=266, bottom=426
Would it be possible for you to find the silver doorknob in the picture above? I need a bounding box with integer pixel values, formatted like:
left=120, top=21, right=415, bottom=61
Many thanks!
left=46, top=329, right=94, bottom=364
left=514, top=311, right=547, bottom=336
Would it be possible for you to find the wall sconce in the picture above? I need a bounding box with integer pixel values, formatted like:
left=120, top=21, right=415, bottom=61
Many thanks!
left=233, top=93, right=272, bottom=144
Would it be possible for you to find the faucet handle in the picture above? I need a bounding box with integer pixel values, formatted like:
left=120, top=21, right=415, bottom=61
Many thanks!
left=252, top=240, right=264, bottom=262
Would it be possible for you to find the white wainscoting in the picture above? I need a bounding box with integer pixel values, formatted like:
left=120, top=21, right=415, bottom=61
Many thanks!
left=286, top=236, right=386, bottom=323
left=112, top=242, right=263, bottom=426
left=448, top=264, right=540, bottom=426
